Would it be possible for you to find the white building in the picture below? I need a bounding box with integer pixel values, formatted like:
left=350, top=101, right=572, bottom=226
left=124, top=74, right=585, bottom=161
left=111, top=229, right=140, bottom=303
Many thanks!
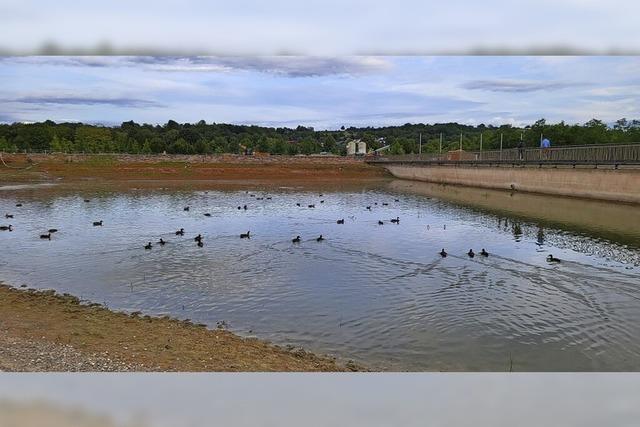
left=346, top=139, right=367, bottom=156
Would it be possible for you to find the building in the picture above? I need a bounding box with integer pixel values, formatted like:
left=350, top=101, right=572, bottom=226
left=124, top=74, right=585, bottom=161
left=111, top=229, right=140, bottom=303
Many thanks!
left=346, top=139, right=368, bottom=156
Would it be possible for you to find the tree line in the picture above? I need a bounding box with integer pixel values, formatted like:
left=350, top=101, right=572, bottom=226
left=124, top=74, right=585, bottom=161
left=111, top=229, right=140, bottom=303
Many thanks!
left=0, top=118, right=639, bottom=155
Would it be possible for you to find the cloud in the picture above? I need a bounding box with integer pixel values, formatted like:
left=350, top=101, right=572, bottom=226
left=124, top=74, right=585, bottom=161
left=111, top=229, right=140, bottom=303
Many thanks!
left=462, top=79, right=588, bottom=93
left=2, top=56, right=393, bottom=77
left=10, top=96, right=164, bottom=108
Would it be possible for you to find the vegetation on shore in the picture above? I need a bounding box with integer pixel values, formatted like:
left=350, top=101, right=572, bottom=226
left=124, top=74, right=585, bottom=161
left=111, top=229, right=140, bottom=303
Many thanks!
left=0, top=284, right=359, bottom=371
left=1, top=118, right=639, bottom=156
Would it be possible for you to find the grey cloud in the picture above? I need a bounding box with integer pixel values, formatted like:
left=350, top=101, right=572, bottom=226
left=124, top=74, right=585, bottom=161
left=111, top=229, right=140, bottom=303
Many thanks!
left=3, top=56, right=392, bottom=77
left=11, top=96, right=164, bottom=108
left=462, top=79, right=588, bottom=93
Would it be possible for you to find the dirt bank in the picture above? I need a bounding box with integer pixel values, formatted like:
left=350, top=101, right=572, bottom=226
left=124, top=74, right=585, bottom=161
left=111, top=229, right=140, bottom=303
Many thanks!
left=0, top=153, right=388, bottom=184
left=0, top=284, right=360, bottom=372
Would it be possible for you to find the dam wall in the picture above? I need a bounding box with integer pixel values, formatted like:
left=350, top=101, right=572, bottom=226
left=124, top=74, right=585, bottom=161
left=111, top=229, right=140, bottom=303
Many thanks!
left=382, top=164, right=640, bottom=204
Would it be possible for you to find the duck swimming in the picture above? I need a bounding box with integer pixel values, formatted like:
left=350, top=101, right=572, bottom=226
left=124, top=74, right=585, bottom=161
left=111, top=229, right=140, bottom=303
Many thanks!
left=240, top=231, right=251, bottom=238
left=40, top=233, right=51, bottom=239
left=480, top=248, right=489, bottom=257
left=204, top=213, right=211, bottom=217
left=5, top=214, right=13, bottom=218
left=184, top=206, right=190, bottom=211
left=158, top=238, right=166, bottom=245
left=0, top=225, right=12, bottom=231
left=48, top=228, right=58, bottom=233
left=467, top=249, right=475, bottom=258
left=197, top=240, right=204, bottom=247
left=144, top=242, right=152, bottom=250
left=194, top=234, right=203, bottom=242
left=93, top=220, right=103, bottom=226
left=390, top=217, right=400, bottom=224
left=316, top=235, right=324, bottom=242
left=292, top=235, right=301, bottom=243
left=175, top=228, right=185, bottom=236
left=378, top=220, right=384, bottom=225
left=15, top=203, right=22, bottom=207
left=546, top=254, right=561, bottom=263
left=336, top=219, right=344, bottom=224
left=308, top=204, right=315, bottom=208
left=440, top=249, right=447, bottom=257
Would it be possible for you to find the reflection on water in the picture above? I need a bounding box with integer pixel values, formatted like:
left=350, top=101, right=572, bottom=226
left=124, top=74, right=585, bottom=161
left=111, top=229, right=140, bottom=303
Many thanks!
left=1, top=181, right=639, bottom=371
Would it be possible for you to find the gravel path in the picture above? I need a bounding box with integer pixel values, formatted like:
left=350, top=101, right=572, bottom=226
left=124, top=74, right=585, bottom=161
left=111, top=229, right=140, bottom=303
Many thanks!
left=0, top=329, right=148, bottom=372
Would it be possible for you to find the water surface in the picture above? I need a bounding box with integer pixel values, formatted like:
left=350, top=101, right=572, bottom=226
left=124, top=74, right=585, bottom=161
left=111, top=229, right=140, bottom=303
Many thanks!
left=1, top=181, right=639, bottom=371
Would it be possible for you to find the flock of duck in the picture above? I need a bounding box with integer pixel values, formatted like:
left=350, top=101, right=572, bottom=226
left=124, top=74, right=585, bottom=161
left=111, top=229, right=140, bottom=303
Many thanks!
left=1, top=192, right=562, bottom=263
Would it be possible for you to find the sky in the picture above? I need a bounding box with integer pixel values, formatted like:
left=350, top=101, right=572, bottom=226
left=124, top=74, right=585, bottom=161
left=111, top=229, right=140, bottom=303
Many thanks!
left=1, top=0, right=640, bottom=55
left=1, top=56, right=639, bottom=129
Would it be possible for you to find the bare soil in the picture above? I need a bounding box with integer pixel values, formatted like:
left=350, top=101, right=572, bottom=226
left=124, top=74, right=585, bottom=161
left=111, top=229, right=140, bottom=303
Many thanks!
left=0, top=285, right=360, bottom=372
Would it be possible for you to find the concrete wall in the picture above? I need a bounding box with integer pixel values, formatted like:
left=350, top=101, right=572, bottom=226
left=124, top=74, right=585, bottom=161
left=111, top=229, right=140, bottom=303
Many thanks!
left=383, top=164, right=640, bottom=204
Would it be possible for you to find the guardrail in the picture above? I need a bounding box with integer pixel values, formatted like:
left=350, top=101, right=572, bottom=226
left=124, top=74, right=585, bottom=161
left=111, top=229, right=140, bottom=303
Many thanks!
left=373, top=143, right=640, bottom=164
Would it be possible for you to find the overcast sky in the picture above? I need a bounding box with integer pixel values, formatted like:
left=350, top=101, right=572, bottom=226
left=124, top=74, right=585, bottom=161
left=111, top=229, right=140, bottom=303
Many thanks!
left=1, top=56, right=639, bottom=129
left=1, top=0, right=640, bottom=55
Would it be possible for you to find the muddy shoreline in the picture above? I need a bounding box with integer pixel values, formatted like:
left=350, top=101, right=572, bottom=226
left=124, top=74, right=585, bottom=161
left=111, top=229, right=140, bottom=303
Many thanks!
left=0, top=284, right=361, bottom=372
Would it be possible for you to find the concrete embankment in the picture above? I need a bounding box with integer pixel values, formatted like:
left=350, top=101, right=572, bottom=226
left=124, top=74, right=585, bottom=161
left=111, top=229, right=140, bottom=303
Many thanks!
left=381, top=164, right=640, bottom=204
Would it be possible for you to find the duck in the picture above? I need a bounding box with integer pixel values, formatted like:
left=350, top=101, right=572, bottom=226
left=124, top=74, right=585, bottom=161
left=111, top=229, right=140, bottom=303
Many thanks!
left=374, top=202, right=378, bottom=205
left=158, top=238, right=166, bottom=245
left=394, top=199, right=400, bottom=202
left=204, top=213, right=211, bottom=217
left=296, top=203, right=301, bottom=207
left=237, top=206, right=242, bottom=210
left=48, top=228, right=58, bottom=233
left=382, top=202, right=389, bottom=206
left=390, top=217, right=400, bottom=224
left=93, top=220, right=103, bottom=226
left=266, top=197, right=272, bottom=200
left=240, top=231, right=251, bottom=239
left=336, top=219, right=345, bottom=224
left=243, top=205, right=248, bottom=210
left=319, top=194, right=323, bottom=197
left=546, top=254, right=561, bottom=263
left=5, top=214, right=13, bottom=219
left=40, top=233, right=51, bottom=240
left=144, top=242, right=152, bottom=250
left=316, top=235, right=324, bottom=242
left=440, top=249, right=447, bottom=257
left=480, top=248, right=489, bottom=257
left=308, top=204, right=315, bottom=208
left=320, top=200, right=325, bottom=204
left=467, top=249, right=475, bottom=258
left=0, top=225, right=12, bottom=231
left=197, top=240, right=204, bottom=247
left=84, top=199, right=90, bottom=203
left=256, top=197, right=264, bottom=200
left=292, top=235, right=301, bottom=243
left=366, top=206, right=371, bottom=210
left=378, top=220, right=384, bottom=225
left=184, top=206, right=190, bottom=211
left=15, top=203, right=22, bottom=207
left=175, top=228, right=185, bottom=236
left=194, top=234, right=203, bottom=242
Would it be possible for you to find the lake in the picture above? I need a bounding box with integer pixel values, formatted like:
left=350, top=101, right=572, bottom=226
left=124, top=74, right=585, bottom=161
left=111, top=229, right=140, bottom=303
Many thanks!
left=1, top=180, right=639, bottom=371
